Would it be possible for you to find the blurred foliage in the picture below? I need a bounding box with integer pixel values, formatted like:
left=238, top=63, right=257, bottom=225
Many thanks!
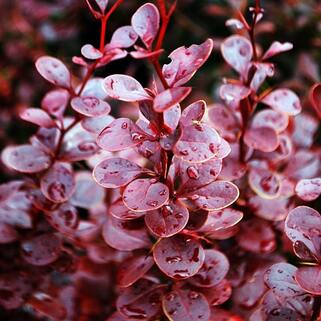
left=0, top=0, right=321, bottom=181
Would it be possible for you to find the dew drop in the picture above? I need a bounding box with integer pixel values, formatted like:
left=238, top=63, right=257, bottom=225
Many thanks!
left=187, top=166, right=199, bottom=179
left=121, top=122, right=128, bottom=129
left=166, top=256, right=182, bottom=263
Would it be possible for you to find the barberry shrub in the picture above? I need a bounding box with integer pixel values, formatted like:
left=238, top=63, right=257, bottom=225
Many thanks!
left=0, top=0, right=320, bottom=321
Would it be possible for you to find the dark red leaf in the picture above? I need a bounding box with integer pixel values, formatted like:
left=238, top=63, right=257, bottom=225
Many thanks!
left=185, top=181, right=239, bottom=211
left=123, top=178, right=169, bottom=212
left=162, top=289, right=210, bottom=321
left=116, top=279, right=164, bottom=319
left=144, top=201, right=189, bottom=237
left=102, top=215, right=151, bottom=251
left=190, top=249, right=229, bottom=287
left=117, top=254, right=154, bottom=287
left=153, top=234, right=205, bottom=279
left=21, top=233, right=62, bottom=266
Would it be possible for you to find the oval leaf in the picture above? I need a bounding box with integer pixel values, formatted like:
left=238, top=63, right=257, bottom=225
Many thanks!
left=221, top=35, right=253, bottom=75
left=153, top=87, right=191, bottom=112
left=190, top=249, right=229, bottom=287
left=41, top=162, right=75, bottom=203
left=244, top=126, right=279, bottom=152
left=261, top=89, right=301, bottom=115
left=153, top=234, right=205, bottom=279
left=20, top=108, right=56, bottom=128
left=21, top=233, right=62, bottom=266
left=103, top=75, right=150, bottom=102
left=71, top=96, right=110, bottom=117
left=93, top=157, right=145, bottom=188
left=163, top=39, right=214, bottom=87
left=123, top=178, right=169, bottom=212
left=145, top=201, right=189, bottom=237
left=162, top=289, right=210, bottom=321
left=131, top=3, right=160, bottom=48
left=2, top=145, right=51, bottom=173
left=35, top=56, right=71, bottom=87
left=295, top=178, right=321, bottom=201
left=173, top=123, right=222, bottom=163
left=186, top=181, right=239, bottom=211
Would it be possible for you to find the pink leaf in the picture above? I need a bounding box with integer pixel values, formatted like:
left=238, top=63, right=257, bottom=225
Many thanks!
left=35, top=56, right=71, bottom=88
left=252, top=109, right=289, bottom=133
left=41, top=89, right=69, bottom=119
left=162, top=39, right=214, bottom=87
left=295, top=266, right=321, bottom=295
left=81, top=44, right=103, bottom=60
left=221, top=35, right=253, bottom=76
left=123, top=178, right=169, bottom=212
left=219, top=84, right=251, bottom=106
left=71, top=96, right=111, bottom=117
left=2, top=145, right=51, bottom=173
left=131, top=3, right=160, bottom=48
left=295, top=178, right=321, bottom=201
left=248, top=167, right=281, bottom=199
left=250, top=63, right=274, bottom=91
left=261, top=89, right=301, bottom=115
left=97, top=118, right=146, bottom=151
left=163, top=104, right=181, bottom=133
left=244, top=126, right=279, bottom=152
left=102, top=74, right=151, bottom=101
left=173, top=123, right=222, bottom=163
left=40, top=162, right=75, bottom=203
left=81, top=114, right=114, bottom=134
left=153, top=87, right=191, bottom=112
left=93, top=157, right=145, bottom=188
left=20, top=108, right=56, bottom=129
left=110, top=26, right=138, bottom=48
left=162, top=289, right=210, bottom=321
left=262, top=41, right=293, bottom=60
left=153, top=234, right=205, bottom=279
left=180, top=100, right=206, bottom=125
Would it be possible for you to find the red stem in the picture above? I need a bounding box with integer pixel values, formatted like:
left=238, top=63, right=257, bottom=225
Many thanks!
left=100, top=16, right=108, bottom=51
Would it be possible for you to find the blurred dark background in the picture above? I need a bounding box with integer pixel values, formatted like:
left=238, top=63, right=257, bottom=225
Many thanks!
left=0, top=0, right=321, bottom=181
